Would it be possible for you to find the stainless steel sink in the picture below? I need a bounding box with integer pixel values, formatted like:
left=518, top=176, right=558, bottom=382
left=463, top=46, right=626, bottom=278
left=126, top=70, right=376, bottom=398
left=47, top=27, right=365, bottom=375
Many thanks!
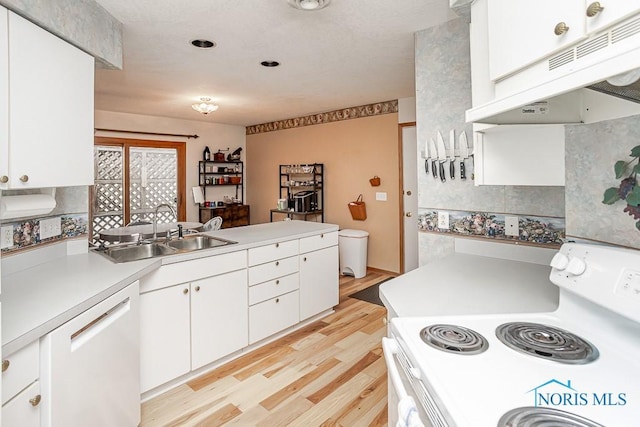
left=98, top=235, right=237, bottom=262
left=101, top=242, right=177, bottom=263
left=166, top=235, right=235, bottom=252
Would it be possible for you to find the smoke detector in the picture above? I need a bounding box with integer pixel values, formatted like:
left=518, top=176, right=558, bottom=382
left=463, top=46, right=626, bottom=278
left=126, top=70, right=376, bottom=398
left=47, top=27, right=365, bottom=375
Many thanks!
left=288, top=0, right=330, bottom=11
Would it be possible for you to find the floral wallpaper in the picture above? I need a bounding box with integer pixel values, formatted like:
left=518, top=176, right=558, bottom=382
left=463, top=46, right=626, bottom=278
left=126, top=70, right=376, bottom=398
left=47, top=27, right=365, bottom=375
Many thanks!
left=1, top=214, right=88, bottom=254
left=246, top=100, right=398, bottom=135
left=419, top=209, right=565, bottom=246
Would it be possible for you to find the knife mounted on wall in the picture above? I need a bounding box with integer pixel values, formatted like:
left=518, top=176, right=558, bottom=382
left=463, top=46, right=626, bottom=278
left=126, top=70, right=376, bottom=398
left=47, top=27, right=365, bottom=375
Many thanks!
left=449, top=129, right=456, bottom=180
left=436, top=131, right=447, bottom=182
left=429, top=138, right=438, bottom=179
left=459, top=130, right=469, bottom=180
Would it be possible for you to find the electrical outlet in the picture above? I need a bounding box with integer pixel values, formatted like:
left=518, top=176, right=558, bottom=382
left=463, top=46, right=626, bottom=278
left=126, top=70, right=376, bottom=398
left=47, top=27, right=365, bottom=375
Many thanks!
left=40, top=217, right=62, bottom=240
left=505, top=215, right=519, bottom=237
left=1, top=226, right=14, bottom=249
left=437, top=211, right=450, bottom=230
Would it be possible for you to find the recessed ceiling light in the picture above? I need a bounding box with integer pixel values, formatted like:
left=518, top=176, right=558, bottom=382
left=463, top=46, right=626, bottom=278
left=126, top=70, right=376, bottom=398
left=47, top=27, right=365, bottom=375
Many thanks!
left=261, top=60, right=280, bottom=67
left=190, top=39, right=216, bottom=49
left=288, top=0, right=330, bottom=11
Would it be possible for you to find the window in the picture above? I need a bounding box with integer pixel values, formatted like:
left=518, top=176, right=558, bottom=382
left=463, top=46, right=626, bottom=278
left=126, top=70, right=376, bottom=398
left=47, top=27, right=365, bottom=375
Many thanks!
left=91, top=137, right=186, bottom=244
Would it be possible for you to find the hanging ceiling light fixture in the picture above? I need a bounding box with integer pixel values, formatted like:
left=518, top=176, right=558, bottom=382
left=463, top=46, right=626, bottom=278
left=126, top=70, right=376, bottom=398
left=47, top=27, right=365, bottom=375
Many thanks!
left=288, top=0, right=330, bottom=11
left=191, top=97, right=219, bottom=115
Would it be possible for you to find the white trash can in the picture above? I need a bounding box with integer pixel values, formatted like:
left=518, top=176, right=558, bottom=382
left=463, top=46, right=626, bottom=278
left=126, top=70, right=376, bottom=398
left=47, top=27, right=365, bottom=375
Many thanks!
left=338, top=229, right=369, bottom=278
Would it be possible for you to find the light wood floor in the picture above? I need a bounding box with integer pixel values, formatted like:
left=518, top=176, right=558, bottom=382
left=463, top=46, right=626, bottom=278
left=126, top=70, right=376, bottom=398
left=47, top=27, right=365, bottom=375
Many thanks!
left=140, top=269, right=395, bottom=427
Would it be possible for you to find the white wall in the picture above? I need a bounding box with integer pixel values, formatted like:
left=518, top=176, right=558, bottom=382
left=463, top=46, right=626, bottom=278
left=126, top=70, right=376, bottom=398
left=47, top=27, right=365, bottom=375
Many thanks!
left=95, top=110, right=246, bottom=222
left=398, top=97, right=416, bottom=124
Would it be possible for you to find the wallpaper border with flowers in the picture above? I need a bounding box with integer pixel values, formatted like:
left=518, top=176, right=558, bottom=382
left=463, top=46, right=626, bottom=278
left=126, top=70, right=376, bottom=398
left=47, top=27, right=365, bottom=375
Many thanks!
left=418, top=209, right=565, bottom=246
left=246, top=100, right=398, bottom=135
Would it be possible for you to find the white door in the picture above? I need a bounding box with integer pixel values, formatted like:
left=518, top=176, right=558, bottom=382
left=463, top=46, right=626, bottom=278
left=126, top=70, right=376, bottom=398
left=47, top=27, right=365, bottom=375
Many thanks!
left=402, top=126, right=419, bottom=273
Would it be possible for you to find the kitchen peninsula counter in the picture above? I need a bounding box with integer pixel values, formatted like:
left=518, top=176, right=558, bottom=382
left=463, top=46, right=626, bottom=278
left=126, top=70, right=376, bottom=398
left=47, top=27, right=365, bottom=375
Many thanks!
left=1, top=220, right=338, bottom=355
left=380, top=252, right=560, bottom=318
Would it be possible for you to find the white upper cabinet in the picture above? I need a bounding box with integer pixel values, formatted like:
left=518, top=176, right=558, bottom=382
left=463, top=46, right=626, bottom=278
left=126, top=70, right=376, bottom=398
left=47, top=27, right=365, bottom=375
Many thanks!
left=488, top=0, right=586, bottom=81
left=473, top=125, right=565, bottom=187
left=469, top=0, right=640, bottom=124
left=585, top=0, right=640, bottom=34
left=0, top=6, right=9, bottom=188
left=0, top=10, right=94, bottom=189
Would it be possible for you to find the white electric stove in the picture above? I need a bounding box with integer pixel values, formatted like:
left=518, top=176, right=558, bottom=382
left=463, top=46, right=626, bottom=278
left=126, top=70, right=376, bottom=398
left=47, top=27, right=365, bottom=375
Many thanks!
left=384, top=242, right=640, bottom=426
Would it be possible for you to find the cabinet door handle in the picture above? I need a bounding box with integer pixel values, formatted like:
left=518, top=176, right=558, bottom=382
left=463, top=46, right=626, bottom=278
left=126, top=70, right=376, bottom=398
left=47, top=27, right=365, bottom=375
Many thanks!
left=195, top=285, right=201, bottom=292
left=2, top=359, right=9, bottom=372
left=0, top=176, right=8, bottom=184
left=19, top=174, right=29, bottom=183
left=183, top=288, right=189, bottom=295
left=275, top=261, right=279, bottom=266
left=586, top=2, right=604, bottom=17
left=275, top=298, right=280, bottom=303
left=320, top=234, right=324, bottom=238
left=275, top=280, right=280, bottom=285
left=29, top=395, right=41, bottom=407
left=303, top=257, right=307, bottom=262
left=554, top=22, right=569, bottom=35
left=275, top=243, right=279, bottom=248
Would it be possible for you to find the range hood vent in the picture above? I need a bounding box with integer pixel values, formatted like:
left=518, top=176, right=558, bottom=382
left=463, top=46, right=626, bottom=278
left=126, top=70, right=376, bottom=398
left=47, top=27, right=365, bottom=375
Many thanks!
left=587, top=77, right=640, bottom=104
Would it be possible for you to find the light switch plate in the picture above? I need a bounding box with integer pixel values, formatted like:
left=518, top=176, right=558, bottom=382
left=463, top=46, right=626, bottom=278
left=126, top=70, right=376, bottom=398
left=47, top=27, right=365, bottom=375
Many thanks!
left=1, top=226, right=13, bottom=249
left=375, top=192, right=387, bottom=201
left=505, top=215, right=519, bottom=236
left=437, top=211, right=450, bottom=229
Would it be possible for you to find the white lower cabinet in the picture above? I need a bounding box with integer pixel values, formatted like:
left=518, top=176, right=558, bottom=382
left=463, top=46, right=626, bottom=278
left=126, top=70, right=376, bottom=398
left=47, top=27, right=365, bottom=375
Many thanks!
left=299, top=245, right=339, bottom=320
left=139, top=231, right=339, bottom=393
left=2, top=380, right=40, bottom=427
left=1, top=340, right=40, bottom=427
left=298, top=232, right=339, bottom=321
left=140, top=268, right=248, bottom=392
left=249, top=290, right=300, bottom=344
left=140, top=283, right=191, bottom=392
left=191, top=270, right=248, bottom=370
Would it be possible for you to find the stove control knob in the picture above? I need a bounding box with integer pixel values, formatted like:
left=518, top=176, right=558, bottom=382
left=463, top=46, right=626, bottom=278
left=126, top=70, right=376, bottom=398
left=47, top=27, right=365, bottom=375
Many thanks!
left=550, top=253, right=569, bottom=270
left=566, top=257, right=587, bottom=276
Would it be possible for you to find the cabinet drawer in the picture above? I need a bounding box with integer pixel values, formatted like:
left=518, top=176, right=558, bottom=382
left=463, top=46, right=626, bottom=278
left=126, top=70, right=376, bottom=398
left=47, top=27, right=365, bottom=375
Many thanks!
left=249, top=273, right=299, bottom=305
left=2, top=380, right=40, bottom=427
left=249, top=290, right=299, bottom=344
left=248, top=255, right=298, bottom=286
left=248, top=239, right=298, bottom=266
left=2, top=340, right=38, bottom=405
left=299, top=231, right=338, bottom=253
left=140, top=250, right=247, bottom=293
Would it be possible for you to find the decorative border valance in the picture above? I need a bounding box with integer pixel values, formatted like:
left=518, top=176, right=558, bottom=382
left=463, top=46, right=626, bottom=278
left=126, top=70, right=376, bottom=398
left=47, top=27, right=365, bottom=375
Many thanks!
left=246, top=100, right=398, bottom=135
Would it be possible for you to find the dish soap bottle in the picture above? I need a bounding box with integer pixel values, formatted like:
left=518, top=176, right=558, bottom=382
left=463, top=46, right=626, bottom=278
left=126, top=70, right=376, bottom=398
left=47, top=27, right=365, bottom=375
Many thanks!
left=203, top=146, right=211, bottom=161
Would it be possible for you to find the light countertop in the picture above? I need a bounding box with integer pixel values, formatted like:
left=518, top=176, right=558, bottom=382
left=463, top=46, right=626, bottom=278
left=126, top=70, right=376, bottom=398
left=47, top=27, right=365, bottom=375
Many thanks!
left=2, top=220, right=338, bottom=355
left=379, top=253, right=559, bottom=318
left=2, top=254, right=159, bottom=355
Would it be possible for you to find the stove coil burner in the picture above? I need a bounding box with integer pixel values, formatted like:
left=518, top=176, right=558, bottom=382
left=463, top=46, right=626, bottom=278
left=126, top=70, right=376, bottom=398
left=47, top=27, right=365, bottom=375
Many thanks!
left=420, top=324, right=489, bottom=355
left=499, top=406, right=604, bottom=427
left=496, top=322, right=599, bottom=364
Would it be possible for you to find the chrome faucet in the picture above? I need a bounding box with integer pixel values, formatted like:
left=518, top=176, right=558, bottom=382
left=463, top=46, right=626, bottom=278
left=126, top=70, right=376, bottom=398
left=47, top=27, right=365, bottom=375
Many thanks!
left=153, top=203, right=177, bottom=240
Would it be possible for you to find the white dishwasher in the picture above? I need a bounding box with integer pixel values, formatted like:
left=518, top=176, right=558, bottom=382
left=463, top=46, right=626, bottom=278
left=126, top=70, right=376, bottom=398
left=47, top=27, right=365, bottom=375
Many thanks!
left=39, top=281, right=140, bottom=427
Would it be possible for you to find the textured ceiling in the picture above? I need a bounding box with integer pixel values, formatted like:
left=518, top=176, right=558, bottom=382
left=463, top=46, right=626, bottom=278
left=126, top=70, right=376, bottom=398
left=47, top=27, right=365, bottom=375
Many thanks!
left=94, top=0, right=458, bottom=126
